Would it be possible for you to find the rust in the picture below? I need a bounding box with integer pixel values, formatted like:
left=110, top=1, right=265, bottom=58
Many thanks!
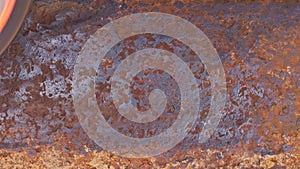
left=0, top=0, right=299, bottom=168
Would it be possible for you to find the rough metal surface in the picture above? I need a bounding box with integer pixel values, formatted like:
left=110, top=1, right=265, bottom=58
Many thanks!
left=0, top=0, right=299, bottom=168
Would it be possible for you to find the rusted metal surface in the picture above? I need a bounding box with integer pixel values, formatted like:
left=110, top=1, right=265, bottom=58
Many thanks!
left=0, top=0, right=299, bottom=168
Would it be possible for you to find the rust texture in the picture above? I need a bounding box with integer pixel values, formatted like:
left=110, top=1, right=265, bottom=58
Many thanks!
left=0, top=0, right=299, bottom=168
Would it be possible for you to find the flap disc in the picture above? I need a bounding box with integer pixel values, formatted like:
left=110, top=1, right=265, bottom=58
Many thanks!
left=0, top=0, right=32, bottom=55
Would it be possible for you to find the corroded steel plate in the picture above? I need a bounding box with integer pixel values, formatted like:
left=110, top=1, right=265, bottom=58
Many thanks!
left=0, top=0, right=299, bottom=168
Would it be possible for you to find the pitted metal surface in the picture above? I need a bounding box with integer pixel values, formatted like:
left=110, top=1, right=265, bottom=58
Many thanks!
left=0, top=0, right=299, bottom=168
